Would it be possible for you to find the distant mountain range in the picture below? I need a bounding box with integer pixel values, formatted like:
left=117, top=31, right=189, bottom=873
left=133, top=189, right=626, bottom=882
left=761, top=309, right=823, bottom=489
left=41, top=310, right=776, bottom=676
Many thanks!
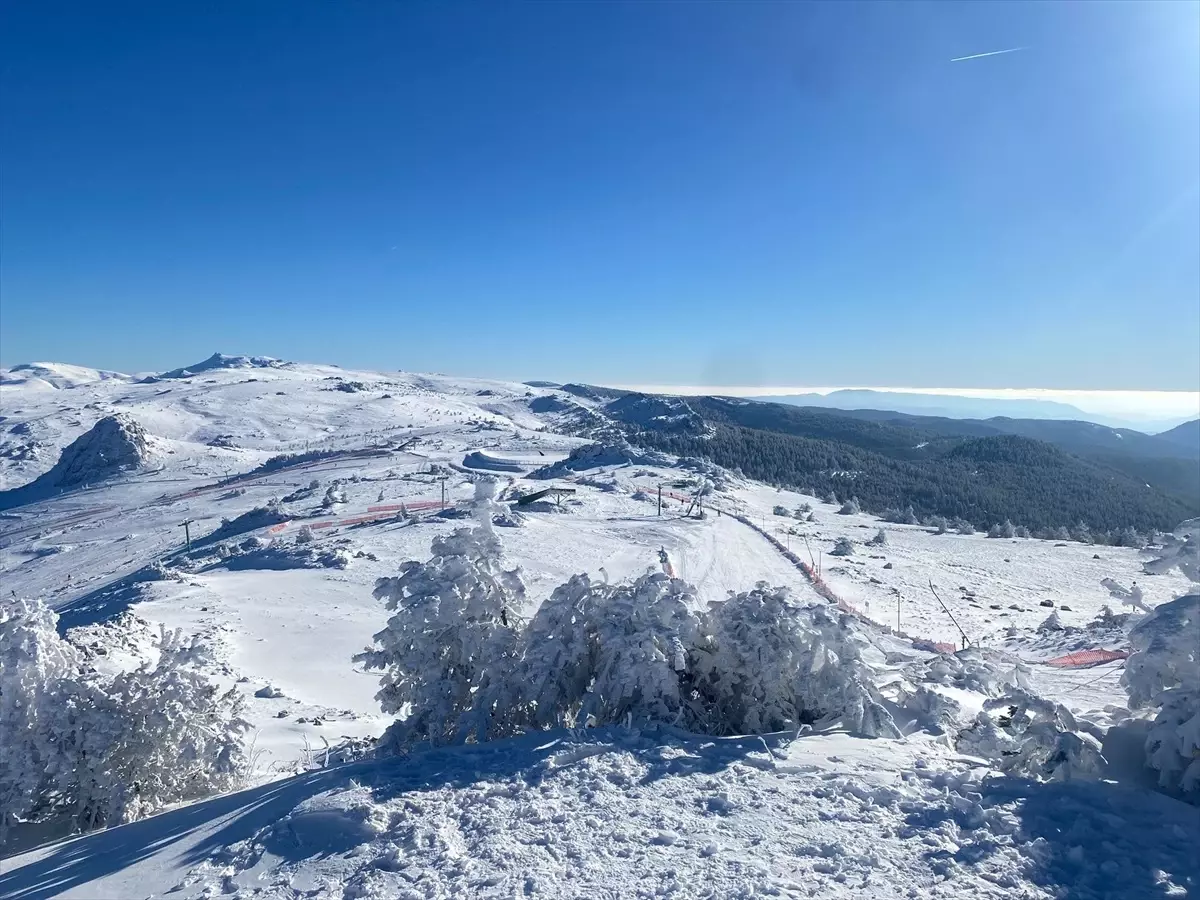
left=574, top=389, right=1200, bottom=535
left=759, top=389, right=1196, bottom=433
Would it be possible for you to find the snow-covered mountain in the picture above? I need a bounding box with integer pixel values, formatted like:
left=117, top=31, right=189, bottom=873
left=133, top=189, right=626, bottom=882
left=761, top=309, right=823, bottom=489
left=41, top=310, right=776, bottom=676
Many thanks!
left=1, top=357, right=1196, bottom=898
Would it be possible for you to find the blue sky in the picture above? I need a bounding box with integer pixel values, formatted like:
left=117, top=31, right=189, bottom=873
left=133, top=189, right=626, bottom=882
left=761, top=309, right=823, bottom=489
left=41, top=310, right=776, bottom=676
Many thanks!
left=2, top=1, right=1198, bottom=390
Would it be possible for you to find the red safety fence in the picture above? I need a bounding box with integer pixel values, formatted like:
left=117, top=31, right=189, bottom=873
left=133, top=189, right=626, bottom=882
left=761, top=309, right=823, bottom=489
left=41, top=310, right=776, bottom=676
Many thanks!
left=1042, top=648, right=1129, bottom=668
left=725, top=509, right=964, bottom=655
left=257, top=496, right=454, bottom=537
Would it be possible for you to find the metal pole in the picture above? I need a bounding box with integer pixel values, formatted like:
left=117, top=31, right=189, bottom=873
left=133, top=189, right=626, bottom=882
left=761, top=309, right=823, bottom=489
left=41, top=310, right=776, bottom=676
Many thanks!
left=928, top=580, right=970, bottom=649
left=180, top=519, right=194, bottom=553
left=658, top=485, right=662, bottom=516
left=897, top=594, right=901, bottom=632
left=440, top=478, right=446, bottom=510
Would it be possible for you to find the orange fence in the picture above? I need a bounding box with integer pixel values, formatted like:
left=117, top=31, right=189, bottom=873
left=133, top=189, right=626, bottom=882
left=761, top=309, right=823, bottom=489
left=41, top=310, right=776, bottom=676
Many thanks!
left=1042, top=648, right=1129, bottom=668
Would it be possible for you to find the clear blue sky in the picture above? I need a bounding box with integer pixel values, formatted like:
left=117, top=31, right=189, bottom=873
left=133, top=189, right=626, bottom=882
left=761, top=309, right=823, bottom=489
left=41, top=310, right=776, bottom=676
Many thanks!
left=2, top=1, right=1198, bottom=389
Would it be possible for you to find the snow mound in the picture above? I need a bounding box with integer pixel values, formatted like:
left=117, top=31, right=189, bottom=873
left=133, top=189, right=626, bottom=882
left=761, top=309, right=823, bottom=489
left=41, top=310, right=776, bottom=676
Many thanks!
left=462, top=450, right=525, bottom=472
left=219, top=541, right=356, bottom=571
left=0, top=415, right=151, bottom=508
left=158, top=353, right=286, bottom=379
left=528, top=441, right=670, bottom=478
left=0, top=362, right=131, bottom=389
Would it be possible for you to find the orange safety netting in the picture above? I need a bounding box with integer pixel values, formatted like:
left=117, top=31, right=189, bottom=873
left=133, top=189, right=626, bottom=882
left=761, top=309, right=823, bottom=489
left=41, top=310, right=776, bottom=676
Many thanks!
left=1041, top=648, right=1129, bottom=668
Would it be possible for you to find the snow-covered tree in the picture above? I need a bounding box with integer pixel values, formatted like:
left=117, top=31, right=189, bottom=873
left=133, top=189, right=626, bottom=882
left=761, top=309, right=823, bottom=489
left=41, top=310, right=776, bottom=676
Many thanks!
left=830, top=537, right=854, bottom=557
left=1120, top=519, right=1200, bottom=799
left=66, top=629, right=248, bottom=830
left=693, top=585, right=899, bottom=737
left=1, top=598, right=80, bottom=836
left=520, top=572, right=705, bottom=731
left=355, top=483, right=526, bottom=749
left=322, top=484, right=347, bottom=508
left=838, top=497, right=861, bottom=515
left=868, top=528, right=887, bottom=547
left=988, top=520, right=1016, bottom=539
left=1, top=599, right=247, bottom=837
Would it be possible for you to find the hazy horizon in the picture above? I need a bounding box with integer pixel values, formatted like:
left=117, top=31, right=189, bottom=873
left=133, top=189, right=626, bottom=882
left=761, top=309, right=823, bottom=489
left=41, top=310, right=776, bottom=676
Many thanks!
left=6, top=355, right=1197, bottom=424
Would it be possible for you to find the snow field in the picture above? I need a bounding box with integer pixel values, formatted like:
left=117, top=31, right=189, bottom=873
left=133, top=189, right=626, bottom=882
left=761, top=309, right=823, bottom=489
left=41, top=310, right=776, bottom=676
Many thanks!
left=3, top=358, right=1198, bottom=900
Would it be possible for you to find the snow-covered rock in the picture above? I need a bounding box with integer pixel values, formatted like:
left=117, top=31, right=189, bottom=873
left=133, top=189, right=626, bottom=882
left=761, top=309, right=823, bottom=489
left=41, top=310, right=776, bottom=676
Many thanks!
left=0, top=415, right=151, bottom=507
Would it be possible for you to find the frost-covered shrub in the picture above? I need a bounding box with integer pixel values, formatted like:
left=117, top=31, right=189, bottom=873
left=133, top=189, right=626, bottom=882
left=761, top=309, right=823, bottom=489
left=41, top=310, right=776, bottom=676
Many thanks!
left=693, top=585, right=899, bottom=737
left=1, top=599, right=247, bottom=836
left=355, top=487, right=526, bottom=749
left=773, top=505, right=791, bottom=517
left=882, top=506, right=918, bottom=525
left=956, top=519, right=976, bottom=535
left=920, top=648, right=1023, bottom=697
left=1, top=598, right=79, bottom=836
left=957, top=688, right=1104, bottom=781
left=1119, top=520, right=1200, bottom=799
left=68, top=630, right=248, bottom=829
left=1038, top=610, right=1063, bottom=632
left=295, top=525, right=315, bottom=544
left=830, top=537, right=854, bottom=557
left=868, top=528, right=887, bottom=547
left=521, top=572, right=705, bottom=731
left=1122, top=594, right=1200, bottom=797
left=322, top=484, right=347, bottom=508
left=988, top=520, right=1016, bottom=539
left=838, top=497, right=861, bottom=515
left=363, top=525, right=922, bottom=750
left=1142, top=518, right=1199, bottom=583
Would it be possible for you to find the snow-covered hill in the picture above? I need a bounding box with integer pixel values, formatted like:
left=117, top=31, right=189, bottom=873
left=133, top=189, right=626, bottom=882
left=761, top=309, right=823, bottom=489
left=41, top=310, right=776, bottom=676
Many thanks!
left=1, top=357, right=1196, bottom=898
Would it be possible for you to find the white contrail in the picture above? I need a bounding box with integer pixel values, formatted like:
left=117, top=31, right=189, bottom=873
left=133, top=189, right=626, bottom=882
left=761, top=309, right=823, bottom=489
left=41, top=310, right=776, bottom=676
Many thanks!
left=950, top=47, right=1025, bottom=63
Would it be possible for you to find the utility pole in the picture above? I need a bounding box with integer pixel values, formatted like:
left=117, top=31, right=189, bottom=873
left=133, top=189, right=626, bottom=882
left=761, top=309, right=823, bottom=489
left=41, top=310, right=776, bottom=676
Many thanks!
left=180, top=518, right=194, bottom=553
left=897, top=593, right=901, bottom=632
left=439, top=477, right=447, bottom=510
left=657, top=485, right=662, bottom=517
